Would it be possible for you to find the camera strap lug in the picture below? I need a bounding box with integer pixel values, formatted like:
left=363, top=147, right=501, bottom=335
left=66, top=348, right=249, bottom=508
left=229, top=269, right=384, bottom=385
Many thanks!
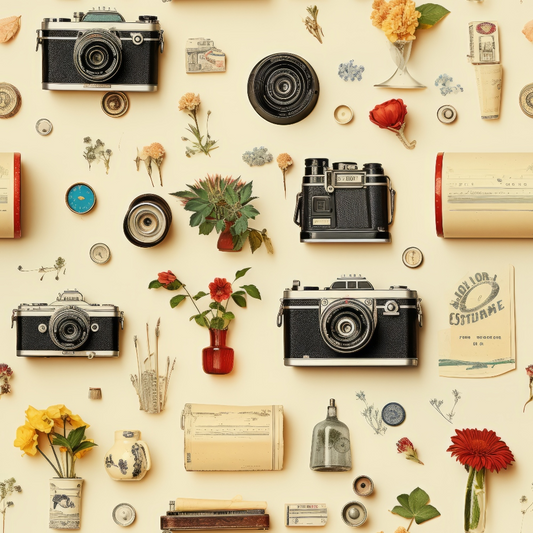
left=35, top=30, right=43, bottom=52
left=417, top=298, right=423, bottom=327
left=387, top=177, right=396, bottom=225
left=10, top=310, right=16, bottom=328
left=120, top=311, right=125, bottom=329
left=159, top=30, right=165, bottom=53
left=293, top=193, right=302, bottom=227
left=277, top=299, right=284, bottom=327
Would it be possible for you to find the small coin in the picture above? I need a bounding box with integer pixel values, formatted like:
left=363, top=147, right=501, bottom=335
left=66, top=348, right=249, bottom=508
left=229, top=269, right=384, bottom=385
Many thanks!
left=101, top=91, right=129, bottom=118
left=0, top=83, right=22, bottom=119
left=519, top=84, right=533, bottom=118
left=402, top=247, right=423, bottom=268
left=437, top=105, right=457, bottom=124
left=36, top=118, right=53, bottom=136
left=381, top=402, right=406, bottom=426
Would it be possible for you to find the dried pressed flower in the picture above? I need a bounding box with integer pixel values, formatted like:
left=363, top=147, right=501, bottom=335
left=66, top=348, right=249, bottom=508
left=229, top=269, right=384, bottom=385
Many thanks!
left=146, top=142, right=165, bottom=160
left=303, top=5, right=324, bottom=44
left=396, top=437, right=424, bottom=465
left=178, top=92, right=201, bottom=111
left=277, top=153, right=293, bottom=198
left=371, top=0, right=420, bottom=42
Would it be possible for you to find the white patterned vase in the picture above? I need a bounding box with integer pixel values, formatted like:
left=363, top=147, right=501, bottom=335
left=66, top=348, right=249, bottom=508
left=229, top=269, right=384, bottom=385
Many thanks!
left=104, top=430, right=152, bottom=481
left=375, top=40, right=425, bottom=89
left=49, top=478, right=83, bottom=530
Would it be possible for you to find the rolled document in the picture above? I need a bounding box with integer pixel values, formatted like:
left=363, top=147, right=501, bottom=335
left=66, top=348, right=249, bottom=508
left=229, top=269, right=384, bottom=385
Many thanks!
left=175, top=496, right=268, bottom=512
left=468, top=21, right=502, bottom=120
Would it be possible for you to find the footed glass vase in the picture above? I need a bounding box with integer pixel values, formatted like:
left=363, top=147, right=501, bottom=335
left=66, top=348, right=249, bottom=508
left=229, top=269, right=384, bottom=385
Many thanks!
left=375, top=40, right=426, bottom=89
left=464, top=467, right=486, bottom=533
left=202, top=328, right=234, bottom=374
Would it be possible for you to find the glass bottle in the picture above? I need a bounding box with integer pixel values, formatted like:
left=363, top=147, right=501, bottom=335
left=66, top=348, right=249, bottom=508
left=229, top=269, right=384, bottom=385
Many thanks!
left=310, top=399, right=352, bottom=471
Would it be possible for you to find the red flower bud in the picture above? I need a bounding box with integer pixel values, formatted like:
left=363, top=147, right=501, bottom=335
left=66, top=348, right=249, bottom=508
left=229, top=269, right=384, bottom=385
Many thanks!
left=369, top=98, right=408, bottom=131
left=209, top=277, right=233, bottom=303
left=158, top=270, right=177, bottom=286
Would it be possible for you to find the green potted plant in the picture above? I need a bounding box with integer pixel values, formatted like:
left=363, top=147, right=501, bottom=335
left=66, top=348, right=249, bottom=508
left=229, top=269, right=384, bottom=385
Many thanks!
left=170, top=174, right=273, bottom=253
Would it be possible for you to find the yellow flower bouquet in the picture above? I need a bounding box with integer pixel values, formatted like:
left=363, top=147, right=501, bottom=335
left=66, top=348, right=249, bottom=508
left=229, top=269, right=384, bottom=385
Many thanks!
left=14, top=405, right=97, bottom=478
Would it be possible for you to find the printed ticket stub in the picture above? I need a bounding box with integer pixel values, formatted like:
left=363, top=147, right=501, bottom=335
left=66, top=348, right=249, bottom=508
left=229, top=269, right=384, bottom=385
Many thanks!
left=439, top=265, right=516, bottom=378
left=285, top=504, right=327, bottom=527
left=0, top=153, right=16, bottom=238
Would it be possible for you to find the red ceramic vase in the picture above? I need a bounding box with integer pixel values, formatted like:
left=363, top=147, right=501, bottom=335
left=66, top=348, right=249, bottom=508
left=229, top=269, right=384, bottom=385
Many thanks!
left=217, top=221, right=241, bottom=252
left=202, top=328, right=234, bottom=374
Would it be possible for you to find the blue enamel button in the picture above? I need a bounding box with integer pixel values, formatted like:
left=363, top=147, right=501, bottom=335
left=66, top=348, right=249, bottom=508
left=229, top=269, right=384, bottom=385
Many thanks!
left=66, top=183, right=96, bottom=214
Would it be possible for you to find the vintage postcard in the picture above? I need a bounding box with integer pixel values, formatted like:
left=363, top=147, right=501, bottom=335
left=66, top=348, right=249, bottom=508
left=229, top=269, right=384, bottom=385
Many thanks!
left=181, top=403, right=284, bottom=471
left=438, top=265, right=516, bottom=378
left=186, top=38, right=226, bottom=73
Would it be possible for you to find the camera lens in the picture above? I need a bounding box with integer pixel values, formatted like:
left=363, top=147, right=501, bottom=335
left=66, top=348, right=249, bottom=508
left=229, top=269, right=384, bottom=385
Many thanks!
left=49, top=307, right=90, bottom=350
left=123, top=194, right=172, bottom=248
left=320, top=300, right=375, bottom=353
left=247, top=53, right=319, bottom=125
left=73, top=29, right=122, bottom=82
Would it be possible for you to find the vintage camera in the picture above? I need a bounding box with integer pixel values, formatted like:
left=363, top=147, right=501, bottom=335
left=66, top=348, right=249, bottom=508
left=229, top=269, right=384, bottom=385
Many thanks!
left=277, top=276, right=421, bottom=366
left=36, top=8, right=164, bottom=91
left=294, top=159, right=395, bottom=242
left=11, top=290, right=124, bottom=358
left=123, top=194, right=172, bottom=248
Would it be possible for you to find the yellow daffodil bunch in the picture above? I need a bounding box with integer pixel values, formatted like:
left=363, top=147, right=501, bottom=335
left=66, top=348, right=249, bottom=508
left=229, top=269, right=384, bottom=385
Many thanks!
left=14, top=405, right=97, bottom=478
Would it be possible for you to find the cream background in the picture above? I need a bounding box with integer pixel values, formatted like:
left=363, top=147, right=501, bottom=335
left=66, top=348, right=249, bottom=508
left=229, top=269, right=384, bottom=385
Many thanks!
left=1, top=0, right=533, bottom=532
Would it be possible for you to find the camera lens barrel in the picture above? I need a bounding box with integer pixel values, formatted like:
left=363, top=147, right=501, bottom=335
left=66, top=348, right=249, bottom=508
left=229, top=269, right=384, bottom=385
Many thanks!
left=123, top=194, right=172, bottom=248
left=248, top=53, right=320, bottom=125
left=73, top=29, right=123, bottom=82
left=49, top=306, right=90, bottom=350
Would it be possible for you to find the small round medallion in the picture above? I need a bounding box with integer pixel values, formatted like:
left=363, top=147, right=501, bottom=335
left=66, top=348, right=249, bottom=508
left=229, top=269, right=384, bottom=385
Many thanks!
left=112, top=503, right=136, bottom=526
left=437, top=105, right=457, bottom=124
left=0, top=83, right=22, bottom=119
left=519, top=84, right=533, bottom=118
left=381, top=402, right=406, bottom=426
left=89, top=243, right=111, bottom=264
left=36, top=118, right=53, bottom=136
left=65, top=183, right=96, bottom=214
left=102, top=91, right=129, bottom=118
left=402, top=247, right=423, bottom=268
left=334, top=105, right=354, bottom=125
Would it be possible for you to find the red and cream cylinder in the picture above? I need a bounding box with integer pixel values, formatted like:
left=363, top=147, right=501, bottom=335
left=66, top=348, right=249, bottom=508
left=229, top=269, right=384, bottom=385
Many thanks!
left=0, top=152, right=21, bottom=239
left=436, top=152, right=533, bottom=238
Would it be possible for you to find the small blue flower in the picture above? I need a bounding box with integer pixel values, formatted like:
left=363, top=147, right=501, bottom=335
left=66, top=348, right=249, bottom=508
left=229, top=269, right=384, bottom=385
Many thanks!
left=435, top=73, right=464, bottom=96
left=242, top=146, right=273, bottom=167
left=338, top=60, right=365, bottom=82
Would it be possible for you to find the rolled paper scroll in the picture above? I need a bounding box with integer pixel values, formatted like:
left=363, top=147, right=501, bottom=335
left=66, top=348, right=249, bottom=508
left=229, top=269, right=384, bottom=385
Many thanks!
left=175, top=496, right=268, bottom=512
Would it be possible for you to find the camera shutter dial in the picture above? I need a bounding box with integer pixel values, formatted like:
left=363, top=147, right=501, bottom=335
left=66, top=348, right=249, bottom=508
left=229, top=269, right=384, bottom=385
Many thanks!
left=49, top=305, right=91, bottom=350
left=131, top=33, right=144, bottom=45
left=73, top=29, right=123, bottom=82
left=320, top=299, right=375, bottom=353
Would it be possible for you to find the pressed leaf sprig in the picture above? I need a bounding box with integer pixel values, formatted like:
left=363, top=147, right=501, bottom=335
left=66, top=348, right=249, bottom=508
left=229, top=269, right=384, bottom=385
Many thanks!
left=355, top=391, right=387, bottom=436
left=171, top=175, right=273, bottom=254
left=391, top=487, right=440, bottom=530
left=178, top=93, right=218, bottom=157
left=14, top=405, right=97, bottom=478
left=0, top=478, right=21, bottom=533
left=429, top=389, right=461, bottom=423
left=149, top=268, right=261, bottom=330
left=18, top=257, right=66, bottom=281
left=524, top=365, right=533, bottom=412
left=303, top=5, right=324, bottom=44
left=0, top=16, right=21, bottom=43
left=83, top=137, right=113, bottom=173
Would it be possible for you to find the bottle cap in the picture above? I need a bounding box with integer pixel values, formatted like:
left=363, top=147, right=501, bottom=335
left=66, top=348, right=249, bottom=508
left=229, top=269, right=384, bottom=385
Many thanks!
left=112, top=503, right=136, bottom=526
left=381, top=402, right=406, bottom=426
left=334, top=105, right=354, bottom=124
left=36, top=118, right=53, bottom=136
left=353, top=476, right=374, bottom=497
left=0, top=83, right=22, bottom=119
left=101, top=91, right=129, bottom=118
left=341, top=502, right=367, bottom=527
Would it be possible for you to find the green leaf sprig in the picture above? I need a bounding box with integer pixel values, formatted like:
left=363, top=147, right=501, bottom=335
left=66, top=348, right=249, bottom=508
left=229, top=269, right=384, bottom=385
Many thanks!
left=391, top=487, right=441, bottom=530
left=416, top=3, right=450, bottom=30
left=170, top=175, right=273, bottom=254
left=50, top=426, right=97, bottom=478
left=149, top=268, right=261, bottom=330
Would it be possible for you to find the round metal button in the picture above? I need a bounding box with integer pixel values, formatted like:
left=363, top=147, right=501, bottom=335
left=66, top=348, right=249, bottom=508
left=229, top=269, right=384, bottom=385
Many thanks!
left=101, top=91, right=129, bottom=118
left=382, top=402, right=406, bottom=426
left=89, top=243, right=111, bottom=264
left=36, top=118, right=53, bottom=136
left=519, top=84, right=533, bottom=118
left=334, top=105, right=354, bottom=125
left=402, top=247, right=423, bottom=268
left=437, top=104, right=457, bottom=124
left=341, top=502, right=367, bottom=527
left=0, top=83, right=22, bottom=119
left=353, top=475, right=374, bottom=497
left=112, top=503, right=136, bottom=526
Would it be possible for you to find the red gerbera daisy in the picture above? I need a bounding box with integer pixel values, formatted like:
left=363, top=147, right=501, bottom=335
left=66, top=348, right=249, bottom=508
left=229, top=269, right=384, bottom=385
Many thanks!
left=447, top=428, right=514, bottom=473
left=209, top=277, right=233, bottom=303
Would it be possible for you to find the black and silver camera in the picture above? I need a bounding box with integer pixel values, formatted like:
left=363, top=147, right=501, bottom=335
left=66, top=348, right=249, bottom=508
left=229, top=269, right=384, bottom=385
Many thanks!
left=277, top=276, right=421, bottom=366
left=36, top=8, right=164, bottom=91
left=12, top=290, right=124, bottom=358
left=294, top=159, right=395, bottom=242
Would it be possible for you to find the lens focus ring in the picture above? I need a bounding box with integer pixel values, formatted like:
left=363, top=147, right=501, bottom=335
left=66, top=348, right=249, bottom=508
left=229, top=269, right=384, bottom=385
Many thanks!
left=49, top=306, right=90, bottom=351
left=74, top=29, right=123, bottom=82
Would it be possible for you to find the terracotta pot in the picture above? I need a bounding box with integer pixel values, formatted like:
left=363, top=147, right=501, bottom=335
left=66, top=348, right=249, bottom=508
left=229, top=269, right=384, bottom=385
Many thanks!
left=202, top=328, right=234, bottom=374
left=49, top=478, right=83, bottom=530
left=217, top=221, right=241, bottom=252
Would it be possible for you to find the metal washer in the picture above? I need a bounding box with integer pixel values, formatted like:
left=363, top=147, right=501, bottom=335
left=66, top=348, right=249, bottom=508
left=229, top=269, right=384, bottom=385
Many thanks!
left=36, top=118, right=53, bottom=136
left=112, top=503, right=136, bottom=526
left=341, top=501, right=367, bottom=527
left=437, top=105, right=457, bottom=124
left=381, top=402, right=406, bottom=426
left=101, top=91, right=130, bottom=118
left=0, top=83, right=22, bottom=119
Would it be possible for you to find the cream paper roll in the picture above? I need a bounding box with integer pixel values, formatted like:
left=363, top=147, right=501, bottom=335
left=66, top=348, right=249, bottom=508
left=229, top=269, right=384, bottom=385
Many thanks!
left=474, top=64, right=502, bottom=120
left=175, top=496, right=267, bottom=512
